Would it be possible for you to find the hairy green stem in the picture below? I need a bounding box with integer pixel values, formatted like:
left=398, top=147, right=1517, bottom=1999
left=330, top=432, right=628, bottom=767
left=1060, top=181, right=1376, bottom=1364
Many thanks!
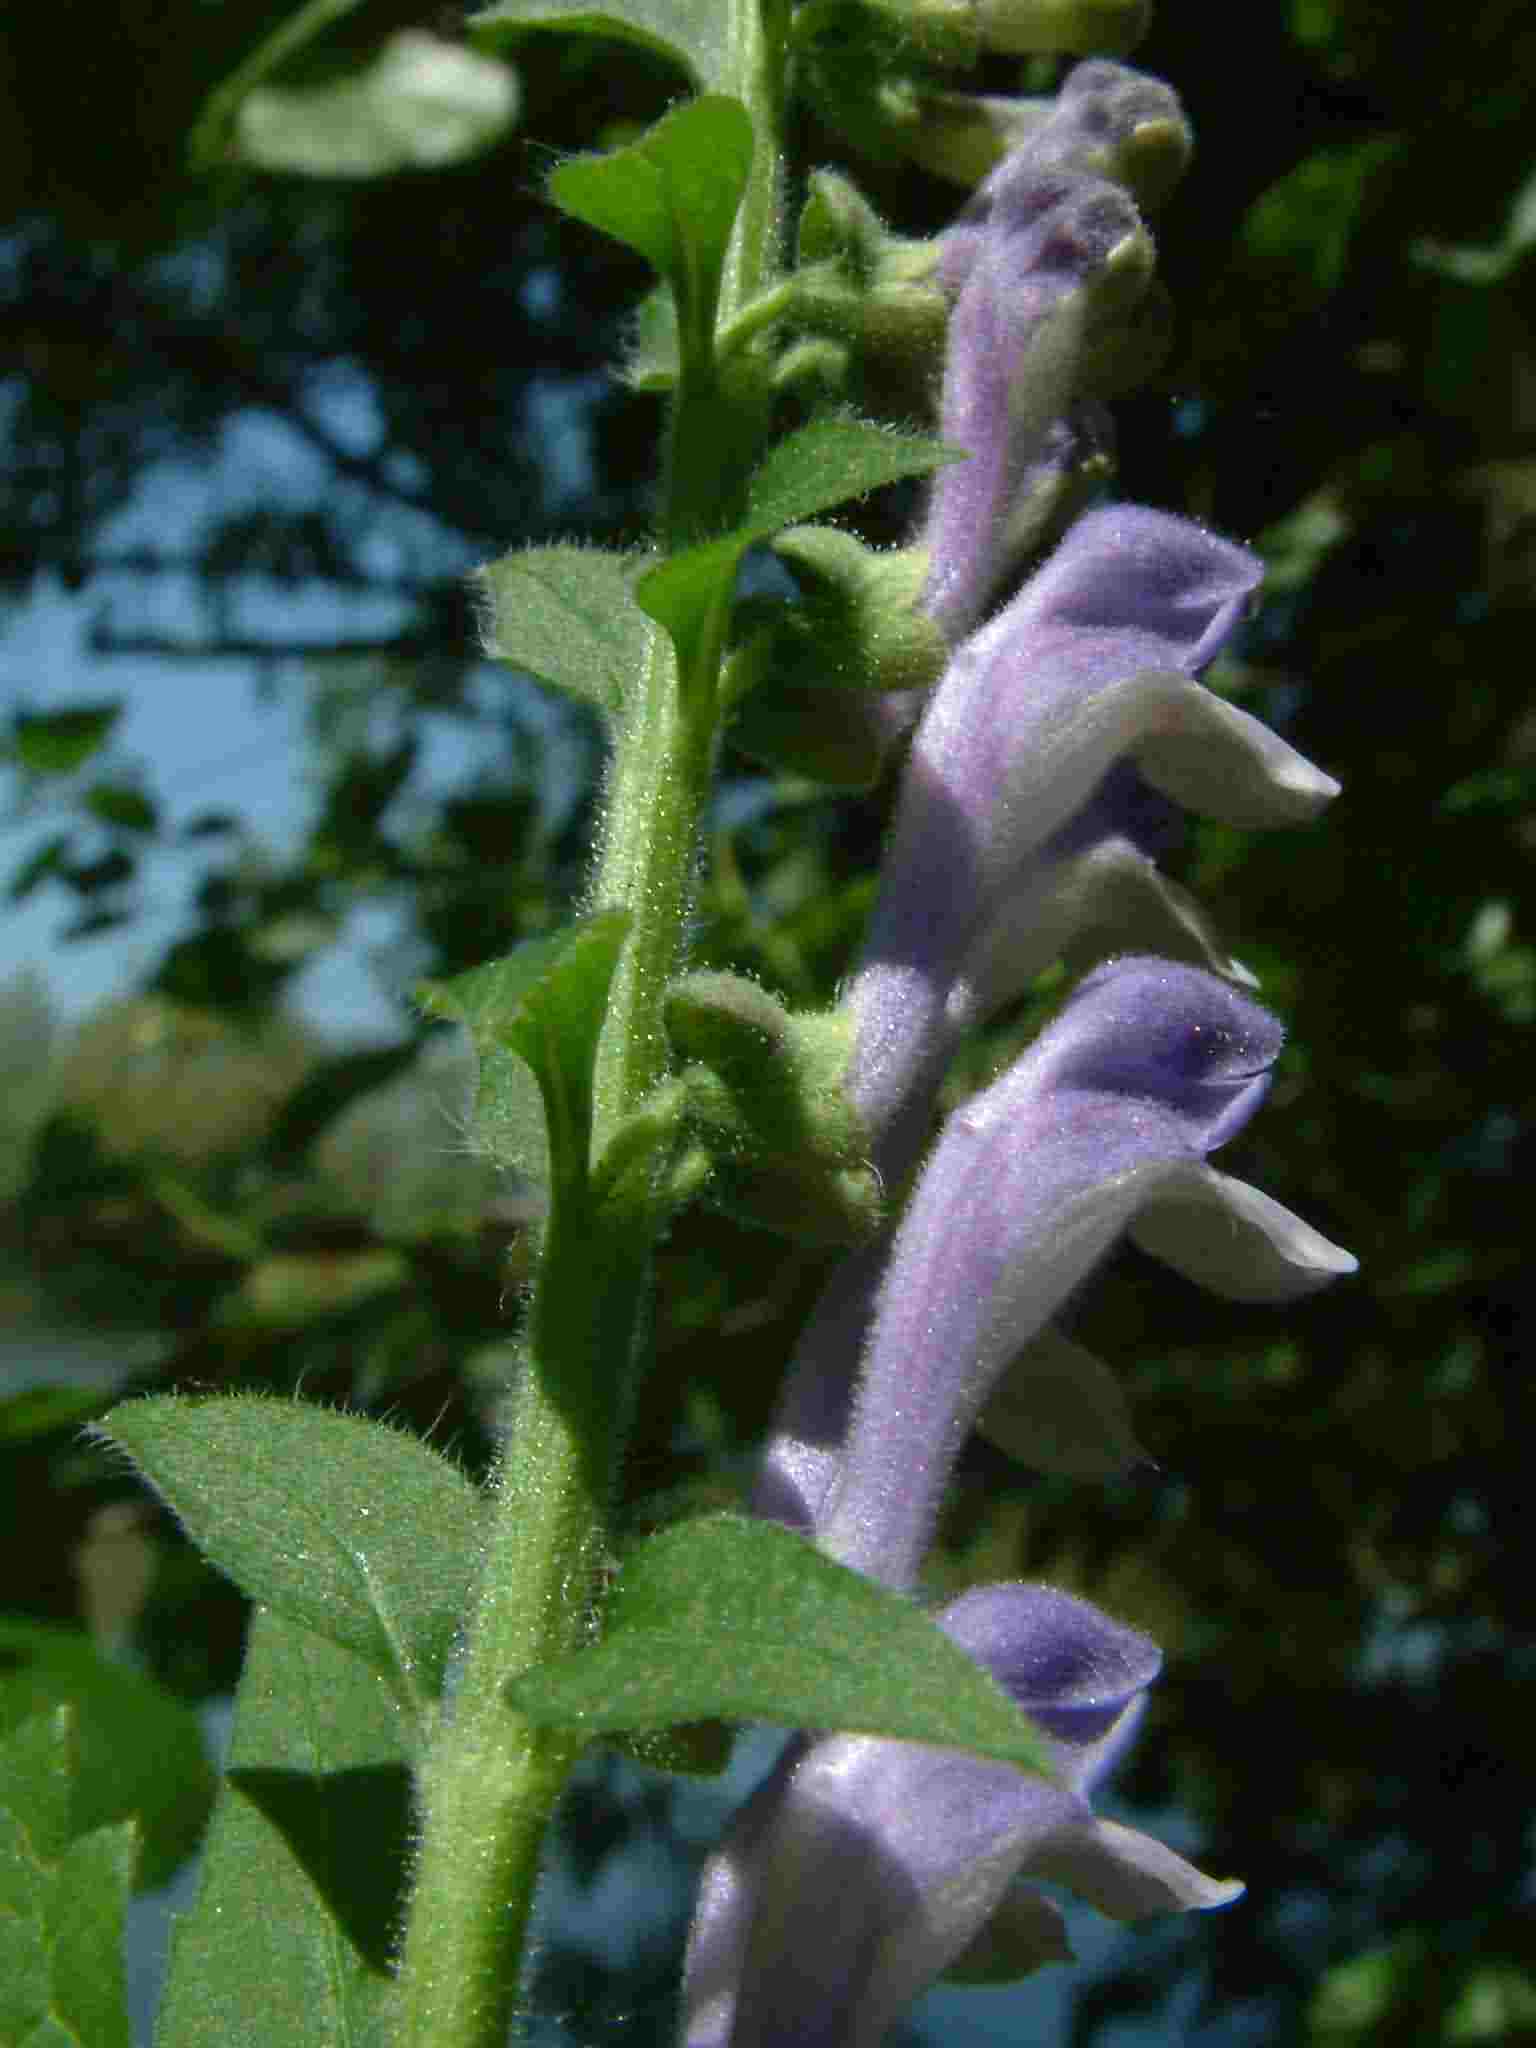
left=394, top=8, right=790, bottom=2042
left=396, top=1176, right=649, bottom=2046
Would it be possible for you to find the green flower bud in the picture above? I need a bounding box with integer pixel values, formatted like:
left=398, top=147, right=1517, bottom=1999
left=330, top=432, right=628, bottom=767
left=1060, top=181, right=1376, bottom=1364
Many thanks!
left=793, top=172, right=949, bottom=378
left=667, top=973, right=883, bottom=1244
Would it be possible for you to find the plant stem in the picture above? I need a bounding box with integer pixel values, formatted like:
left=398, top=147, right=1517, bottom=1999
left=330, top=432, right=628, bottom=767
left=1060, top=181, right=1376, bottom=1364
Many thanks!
left=396, top=1170, right=649, bottom=2046
left=395, top=11, right=790, bottom=2040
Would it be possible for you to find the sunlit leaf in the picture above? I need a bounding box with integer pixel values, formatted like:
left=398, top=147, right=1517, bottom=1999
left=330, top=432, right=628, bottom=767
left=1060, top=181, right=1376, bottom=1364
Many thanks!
left=548, top=96, right=752, bottom=366
left=96, top=1395, right=483, bottom=1724
left=236, top=32, right=519, bottom=178
left=475, top=545, right=655, bottom=719
left=506, top=1515, right=1055, bottom=1774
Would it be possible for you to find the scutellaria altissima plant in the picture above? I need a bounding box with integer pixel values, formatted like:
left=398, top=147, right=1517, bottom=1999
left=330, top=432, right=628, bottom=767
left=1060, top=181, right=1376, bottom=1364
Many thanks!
left=64, top=5, right=1357, bottom=2045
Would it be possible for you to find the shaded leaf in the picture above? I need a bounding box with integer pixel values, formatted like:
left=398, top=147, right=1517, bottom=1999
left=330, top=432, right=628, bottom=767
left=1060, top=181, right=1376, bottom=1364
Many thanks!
left=506, top=1515, right=1054, bottom=1774
left=0, top=1387, right=111, bottom=1445
left=470, top=0, right=732, bottom=95
left=1241, top=136, right=1401, bottom=303
left=82, top=783, right=158, bottom=834
left=475, top=544, right=654, bottom=719
left=0, top=1618, right=214, bottom=1892
left=237, top=32, right=519, bottom=178
left=9, top=704, right=121, bottom=778
left=0, top=1709, right=135, bottom=2048
left=96, top=1395, right=483, bottom=1724
left=421, top=914, right=628, bottom=1192
left=156, top=1612, right=402, bottom=2048
left=7, top=832, right=73, bottom=903
left=229, top=1762, right=413, bottom=1973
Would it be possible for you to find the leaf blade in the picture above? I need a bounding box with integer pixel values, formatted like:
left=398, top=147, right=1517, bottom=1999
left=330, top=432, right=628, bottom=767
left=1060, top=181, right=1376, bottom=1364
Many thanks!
left=95, top=1395, right=483, bottom=1722
left=547, top=97, right=752, bottom=367
left=506, top=1516, right=1054, bottom=1775
left=469, top=0, right=731, bottom=90
left=156, top=1612, right=404, bottom=2048
left=474, top=544, right=655, bottom=719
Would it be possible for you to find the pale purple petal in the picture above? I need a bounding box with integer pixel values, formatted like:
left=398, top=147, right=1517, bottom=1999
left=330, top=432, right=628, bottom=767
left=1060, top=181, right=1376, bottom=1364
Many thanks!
left=976, top=1323, right=1148, bottom=1476
left=1029, top=1816, right=1245, bottom=1919
left=1128, top=1164, right=1358, bottom=1301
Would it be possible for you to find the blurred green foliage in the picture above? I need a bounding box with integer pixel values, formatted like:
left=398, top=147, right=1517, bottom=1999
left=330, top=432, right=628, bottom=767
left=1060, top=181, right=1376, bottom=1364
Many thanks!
left=4, top=0, right=1536, bottom=2041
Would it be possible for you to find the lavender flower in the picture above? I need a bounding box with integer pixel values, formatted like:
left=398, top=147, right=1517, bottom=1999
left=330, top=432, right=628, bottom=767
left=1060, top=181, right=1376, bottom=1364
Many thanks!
left=755, top=956, right=1353, bottom=1548
left=849, top=504, right=1339, bottom=1184
left=683, top=1583, right=1240, bottom=2048
left=822, top=956, right=1352, bottom=1588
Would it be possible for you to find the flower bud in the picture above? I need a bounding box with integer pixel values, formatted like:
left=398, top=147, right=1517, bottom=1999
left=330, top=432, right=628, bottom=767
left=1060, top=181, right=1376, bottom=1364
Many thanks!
left=922, top=181, right=1152, bottom=641
left=667, top=973, right=883, bottom=1244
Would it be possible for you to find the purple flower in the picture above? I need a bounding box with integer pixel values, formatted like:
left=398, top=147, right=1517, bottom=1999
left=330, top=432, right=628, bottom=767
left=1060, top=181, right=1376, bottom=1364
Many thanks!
left=682, top=1583, right=1240, bottom=2048
left=847, top=504, right=1339, bottom=1184
left=754, top=956, right=1352, bottom=1548
left=821, top=956, right=1352, bottom=1588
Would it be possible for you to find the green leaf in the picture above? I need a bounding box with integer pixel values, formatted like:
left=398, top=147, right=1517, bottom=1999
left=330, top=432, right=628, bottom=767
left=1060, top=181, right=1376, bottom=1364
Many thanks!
left=469, top=0, right=732, bottom=92
left=9, top=704, right=121, bottom=778
left=236, top=32, right=519, bottom=178
left=0, top=1708, right=73, bottom=1867
left=44, top=1824, right=136, bottom=2048
left=0, top=1619, right=215, bottom=1892
left=548, top=96, right=752, bottom=366
left=636, top=417, right=959, bottom=683
left=7, top=832, right=73, bottom=903
left=741, top=416, right=959, bottom=534
left=634, top=536, right=742, bottom=687
left=420, top=914, right=629, bottom=1192
left=95, top=1395, right=483, bottom=1726
left=506, top=1515, right=1055, bottom=1775
left=1412, top=165, right=1536, bottom=285
left=83, top=783, right=158, bottom=833
left=0, top=1386, right=111, bottom=1445
left=156, top=1611, right=402, bottom=2048
left=0, top=1709, right=135, bottom=2048
left=474, top=544, right=655, bottom=719
left=1241, top=137, right=1401, bottom=303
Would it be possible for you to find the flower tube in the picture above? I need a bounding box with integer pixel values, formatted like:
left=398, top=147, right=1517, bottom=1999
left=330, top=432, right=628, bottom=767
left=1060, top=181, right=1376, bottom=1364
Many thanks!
left=682, top=1583, right=1239, bottom=2048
